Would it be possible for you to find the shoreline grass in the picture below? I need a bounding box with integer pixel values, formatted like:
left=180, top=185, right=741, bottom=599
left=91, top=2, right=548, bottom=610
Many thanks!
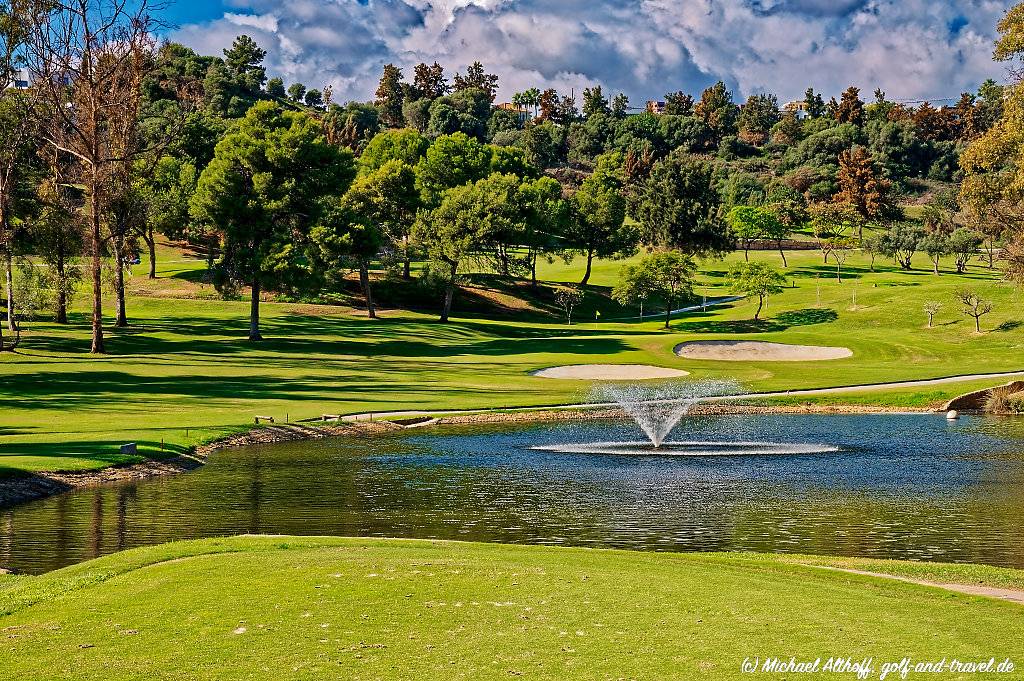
left=0, top=536, right=1020, bottom=680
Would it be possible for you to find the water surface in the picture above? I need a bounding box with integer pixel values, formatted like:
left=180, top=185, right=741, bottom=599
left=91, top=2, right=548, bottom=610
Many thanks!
left=3, top=414, right=1024, bottom=574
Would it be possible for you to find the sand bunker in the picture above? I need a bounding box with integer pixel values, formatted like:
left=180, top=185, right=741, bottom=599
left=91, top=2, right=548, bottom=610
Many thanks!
left=674, top=341, right=852, bottom=362
left=532, top=364, right=690, bottom=380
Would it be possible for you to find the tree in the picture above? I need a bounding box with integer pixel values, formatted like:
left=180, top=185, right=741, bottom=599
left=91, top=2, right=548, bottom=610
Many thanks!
left=358, top=128, right=429, bottom=176
left=878, top=221, right=924, bottom=270
left=836, top=86, right=864, bottom=125
left=265, top=77, right=285, bottom=99
left=737, top=94, right=779, bottom=146
left=137, top=156, right=198, bottom=278
left=304, top=89, right=323, bottom=109
left=957, top=289, right=993, bottom=332
left=412, top=62, right=448, bottom=100
left=611, top=93, right=629, bottom=119
left=351, top=159, right=419, bottom=279
left=453, top=61, right=498, bottom=101
left=582, top=86, right=609, bottom=118
left=809, top=202, right=860, bottom=266
left=727, top=205, right=776, bottom=261
left=766, top=201, right=800, bottom=266
left=694, top=81, right=737, bottom=143
left=644, top=251, right=697, bottom=328
left=923, top=301, right=941, bottom=328
left=0, top=86, right=36, bottom=346
left=947, top=228, right=983, bottom=273
left=375, top=64, right=405, bottom=128
left=566, top=153, right=634, bottom=285
left=612, top=259, right=658, bottom=318
left=190, top=102, right=355, bottom=340
left=554, top=286, right=584, bottom=325
left=414, top=132, right=492, bottom=206
left=413, top=180, right=490, bottom=322
left=804, top=88, right=825, bottom=118
left=287, top=82, right=306, bottom=103
left=728, top=261, right=786, bottom=320
left=664, top=91, right=693, bottom=116
left=634, top=149, right=729, bottom=255
left=310, top=202, right=383, bottom=318
left=223, top=35, right=267, bottom=92
left=513, top=87, right=541, bottom=118
left=34, top=177, right=83, bottom=325
left=28, top=0, right=160, bottom=353
left=919, top=232, right=949, bottom=274
left=836, top=147, right=896, bottom=233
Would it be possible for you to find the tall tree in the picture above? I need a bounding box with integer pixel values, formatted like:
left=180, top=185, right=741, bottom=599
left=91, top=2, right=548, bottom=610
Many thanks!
left=222, top=34, right=266, bottom=92
left=634, top=149, right=729, bottom=255
left=453, top=61, right=498, bottom=101
left=836, top=86, right=864, bottom=125
left=737, top=93, right=779, bottom=146
left=35, top=175, right=83, bottom=325
left=412, top=61, right=448, bottom=100
left=835, top=147, right=896, bottom=233
left=310, top=202, right=383, bottom=318
left=728, top=261, right=786, bottom=320
left=287, top=82, right=306, bottom=103
left=611, top=93, right=629, bottom=119
left=190, top=102, right=355, bottom=340
left=358, top=128, right=429, bottom=176
left=346, top=159, right=419, bottom=281
left=567, top=152, right=634, bottom=285
left=804, top=87, right=825, bottom=118
left=375, top=64, right=405, bottom=128
left=28, top=0, right=159, bottom=353
left=664, top=91, right=694, bottom=116
left=694, top=81, right=737, bottom=143
left=413, top=132, right=492, bottom=206
left=582, top=85, right=609, bottom=118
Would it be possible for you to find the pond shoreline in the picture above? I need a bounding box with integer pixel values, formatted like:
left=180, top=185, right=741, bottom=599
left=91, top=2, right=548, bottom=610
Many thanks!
left=0, top=403, right=933, bottom=510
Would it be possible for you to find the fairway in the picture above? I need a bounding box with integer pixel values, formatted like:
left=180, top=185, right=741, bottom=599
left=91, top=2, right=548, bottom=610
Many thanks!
left=0, top=536, right=1021, bottom=680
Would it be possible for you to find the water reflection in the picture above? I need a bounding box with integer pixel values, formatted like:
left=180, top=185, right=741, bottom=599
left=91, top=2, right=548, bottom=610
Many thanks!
left=3, top=414, right=1024, bottom=574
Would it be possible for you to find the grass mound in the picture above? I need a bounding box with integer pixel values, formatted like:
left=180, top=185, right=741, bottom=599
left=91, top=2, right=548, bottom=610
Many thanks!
left=1, top=537, right=1021, bottom=680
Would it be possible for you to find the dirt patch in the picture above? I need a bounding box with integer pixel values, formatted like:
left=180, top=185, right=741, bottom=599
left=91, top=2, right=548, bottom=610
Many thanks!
left=532, top=364, right=690, bottom=380
left=808, top=566, right=1024, bottom=606
left=675, top=340, right=852, bottom=362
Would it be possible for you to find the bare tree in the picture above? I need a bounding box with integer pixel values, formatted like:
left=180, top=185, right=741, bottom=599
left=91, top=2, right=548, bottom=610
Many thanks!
left=957, top=289, right=992, bottom=333
left=27, top=0, right=159, bottom=352
left=923, top=301, right=941, bottom=328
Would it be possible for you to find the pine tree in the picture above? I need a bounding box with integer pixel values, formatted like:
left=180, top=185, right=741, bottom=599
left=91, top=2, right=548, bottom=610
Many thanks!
left=375, top=64, right=405, bottom=128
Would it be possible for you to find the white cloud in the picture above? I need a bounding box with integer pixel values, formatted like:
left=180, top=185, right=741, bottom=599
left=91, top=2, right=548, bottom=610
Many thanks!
left=171, top=0, right=1010, bottom=106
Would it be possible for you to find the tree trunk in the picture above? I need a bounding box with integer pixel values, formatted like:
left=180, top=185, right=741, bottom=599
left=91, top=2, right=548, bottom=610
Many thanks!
left=206, top=233, right=217, bottom=281
left=777, top=241, right=787, bottom=267
left=89, top=180, right=105, bottom=354
left=113, top=234, right=128, bottom=328
left=975, top=315, right=981, bottom=333
left=55, top=251, right=68, bottom=324
left=440, top=261, right=458, bottom=322
left=933, top=256, right=940, bottom=275
left=743, top=246, right=749, bottom=262
left=5, top=246, right=14, bottom=340
left=146, top=225, right=156, bottom=279
left=836, top=260, right=842, bottom=282
left=579, top=248, right=594, bottom=286
left=249, top=280, right=262, bottom=341
left=530, top=251, right=538, bottom=289
left=359, top=262, right=376, bottom=319
left=664, top=303, right=671, bottom=329
left=755, top=295, right=764, bottom=320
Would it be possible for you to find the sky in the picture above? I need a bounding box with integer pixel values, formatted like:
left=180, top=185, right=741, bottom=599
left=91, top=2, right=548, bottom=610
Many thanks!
left=167, top=0, right=1012, bottom=107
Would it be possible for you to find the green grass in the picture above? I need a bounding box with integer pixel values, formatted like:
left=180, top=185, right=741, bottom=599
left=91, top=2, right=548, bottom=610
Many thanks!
left=0, top=536, right=1020, bottom=680
left=2, top=242, right=1022, bottom=476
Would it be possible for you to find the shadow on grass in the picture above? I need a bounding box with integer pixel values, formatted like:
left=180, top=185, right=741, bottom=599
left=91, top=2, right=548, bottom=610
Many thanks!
left=673, top=308, right=839, bottom=334
left=995, top=320, right=1023, bottom=332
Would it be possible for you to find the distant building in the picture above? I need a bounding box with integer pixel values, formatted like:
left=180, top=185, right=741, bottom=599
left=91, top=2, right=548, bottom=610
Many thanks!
left=5, top=69, right=29, bottom=90
left=496, top=102, right=530, bottom=123
left=783, top=100, right=810, bottom=120
left=646, top=100, right=666, bottom=114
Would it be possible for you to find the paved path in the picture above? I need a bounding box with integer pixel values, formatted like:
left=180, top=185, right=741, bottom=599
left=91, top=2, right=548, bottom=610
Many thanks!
left=611, top=295, right=745, bottom=321
left=806, top=565, right=1024, bottom=606
left=340, top=370, right=1024, bottom=422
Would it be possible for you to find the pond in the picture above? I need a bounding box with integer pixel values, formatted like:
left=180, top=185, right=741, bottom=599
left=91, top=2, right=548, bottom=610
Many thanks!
left=3, top=413, right=1024, bottom=575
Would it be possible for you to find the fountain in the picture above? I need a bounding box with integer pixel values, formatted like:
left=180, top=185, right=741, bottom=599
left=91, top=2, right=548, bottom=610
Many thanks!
left=597, top=381, right=739, bottom=448
left=532, top=380, right=839, bottom=457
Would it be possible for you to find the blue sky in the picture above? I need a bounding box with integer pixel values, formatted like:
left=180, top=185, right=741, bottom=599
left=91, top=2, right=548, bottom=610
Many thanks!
left=167, top=0, right=1010, bottom=105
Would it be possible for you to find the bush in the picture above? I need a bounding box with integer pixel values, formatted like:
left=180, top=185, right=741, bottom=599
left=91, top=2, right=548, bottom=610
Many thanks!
left=985, top=386, right=1024, bottom=414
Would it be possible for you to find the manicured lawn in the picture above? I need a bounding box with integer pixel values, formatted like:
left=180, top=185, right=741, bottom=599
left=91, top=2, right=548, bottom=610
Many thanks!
left=1, top=243, right=1021, bottom=475
left=0, top=536, right=1020, bottom=680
